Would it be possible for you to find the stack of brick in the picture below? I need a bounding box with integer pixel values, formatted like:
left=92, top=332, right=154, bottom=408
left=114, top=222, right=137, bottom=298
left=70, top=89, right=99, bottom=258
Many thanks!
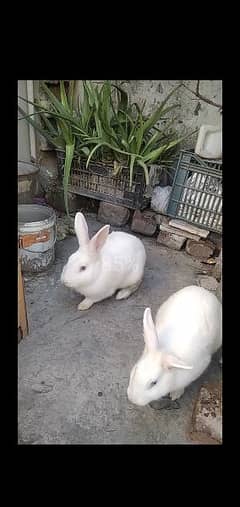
left=96, top=202, right=221, bottom=266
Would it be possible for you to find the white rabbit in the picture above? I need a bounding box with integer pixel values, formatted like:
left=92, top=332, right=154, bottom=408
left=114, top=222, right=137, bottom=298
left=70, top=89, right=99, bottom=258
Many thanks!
left=61, top=212, right=146, bottom=310
left=127, top=285, right=222, bottom=406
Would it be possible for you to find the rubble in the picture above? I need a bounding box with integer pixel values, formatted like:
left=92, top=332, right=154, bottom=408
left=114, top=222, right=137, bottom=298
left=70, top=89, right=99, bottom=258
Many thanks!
left=190, top=382, right=222, bottom=444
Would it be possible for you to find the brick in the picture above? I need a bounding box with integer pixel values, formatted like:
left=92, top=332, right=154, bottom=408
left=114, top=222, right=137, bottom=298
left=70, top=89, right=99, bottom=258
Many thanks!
left=189, top=382, right=222, bottom=444
left=157, top=230, right=186, bottom=250
left=154, top=214, right=169, bottom=226
left=131, top=210, right=157, bottom=236
left=208, top=232, right=222, bottom=254
left=169, top=219, right=209, bottom=238
left=98, top=201, right=130, bottom=226
left=197, top=275, right=219, bottom=291
left=185, top=239, right=215, bottom=259
left=160, top=223, right=201, bottom=241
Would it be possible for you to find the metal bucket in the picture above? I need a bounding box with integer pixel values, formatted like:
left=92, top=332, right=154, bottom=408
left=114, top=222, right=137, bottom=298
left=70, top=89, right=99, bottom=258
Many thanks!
left=18, top=204, right=56, bottom=273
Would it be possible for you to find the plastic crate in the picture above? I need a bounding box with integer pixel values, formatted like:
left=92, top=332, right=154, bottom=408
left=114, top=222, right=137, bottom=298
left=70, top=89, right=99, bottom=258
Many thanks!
left=56, top=151, right=149, bottom=210
left=167, top=150, right=222, bottom=234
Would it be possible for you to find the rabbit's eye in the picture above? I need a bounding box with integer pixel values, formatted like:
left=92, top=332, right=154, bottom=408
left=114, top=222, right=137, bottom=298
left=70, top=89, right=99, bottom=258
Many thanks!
left=80, top=266, right=86, bottom=271
left=149, top=380, right=157, bottom=388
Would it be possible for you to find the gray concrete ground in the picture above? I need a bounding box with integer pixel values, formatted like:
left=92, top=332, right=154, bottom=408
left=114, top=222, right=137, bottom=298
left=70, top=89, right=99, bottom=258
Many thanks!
left=18, top=213, right=221, bottom=445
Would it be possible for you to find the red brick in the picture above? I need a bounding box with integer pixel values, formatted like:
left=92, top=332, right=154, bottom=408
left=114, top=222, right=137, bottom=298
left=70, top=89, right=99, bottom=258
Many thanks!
left=98, top=201, right=130, bottom=226
left=131, top=210, right=157, bottom=236
left=157, top=230, right=186, bottom=250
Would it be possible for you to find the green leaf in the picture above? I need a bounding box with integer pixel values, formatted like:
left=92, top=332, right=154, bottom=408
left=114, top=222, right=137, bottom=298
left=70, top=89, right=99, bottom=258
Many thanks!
left=60, top=81, right=69, bottom=111
left=18, top=105, right=63, bottom=148
left=142, top=103, right=180, bottom=134
left=137, top=159, right=150, bottom=186
left=136, top=112, right=144, bottom=154
left=142, top=144, right=169, bottom=163
left=63, top=142, right=75, bottom=216
left=86, top=143, right=104, bottom=167
left=68, top=80, right=75, bottom=111
left=111, top=83, right=129, bottom=111
left=129, top=154, right=137, bottom=189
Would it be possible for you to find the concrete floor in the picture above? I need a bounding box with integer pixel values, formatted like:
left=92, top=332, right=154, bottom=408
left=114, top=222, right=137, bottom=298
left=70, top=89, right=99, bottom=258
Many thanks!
left=18, top=213, right=221, bottom=445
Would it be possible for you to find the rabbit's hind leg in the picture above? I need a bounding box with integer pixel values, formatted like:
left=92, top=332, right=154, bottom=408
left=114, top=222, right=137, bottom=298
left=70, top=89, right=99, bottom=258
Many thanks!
left=78, top=298, right=94, bottom=311
left=116, top=280, right=142, bottom=300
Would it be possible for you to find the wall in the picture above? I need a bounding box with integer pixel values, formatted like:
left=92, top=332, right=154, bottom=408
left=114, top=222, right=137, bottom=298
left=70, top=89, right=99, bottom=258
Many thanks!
left=120, top=80, right=222, bottom=149
left=18, top=80, right=31, bottom=162
left=73, top=80, right=222, bottom=149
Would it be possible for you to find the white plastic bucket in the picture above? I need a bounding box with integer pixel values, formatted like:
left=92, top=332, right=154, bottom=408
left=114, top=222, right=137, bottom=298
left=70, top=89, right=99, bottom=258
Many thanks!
left=18, top=204, right=56, bottom=273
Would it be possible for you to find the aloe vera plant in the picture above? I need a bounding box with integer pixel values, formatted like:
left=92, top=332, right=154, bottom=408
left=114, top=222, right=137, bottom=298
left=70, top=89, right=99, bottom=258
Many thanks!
left=18, top=80, right=196, bottom=213
left=83, top=83, right=195, bottom=187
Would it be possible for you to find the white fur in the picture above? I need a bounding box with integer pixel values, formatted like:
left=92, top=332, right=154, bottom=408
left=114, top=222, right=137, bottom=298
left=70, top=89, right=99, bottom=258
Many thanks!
left=61, top=212, right=146, bottom=310
left=127, top=285, right=222, bottom=406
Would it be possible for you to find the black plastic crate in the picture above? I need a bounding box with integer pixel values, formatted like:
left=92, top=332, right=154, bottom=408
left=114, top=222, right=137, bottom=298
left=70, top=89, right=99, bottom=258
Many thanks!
left=167, top=150, right=222, bottom=233
left=56, top=151, right=149, bottom=210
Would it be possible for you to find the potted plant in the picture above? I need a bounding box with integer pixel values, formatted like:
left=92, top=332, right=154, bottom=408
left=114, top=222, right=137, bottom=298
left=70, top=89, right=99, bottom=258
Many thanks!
left=18, top=80, right=196, bottom=214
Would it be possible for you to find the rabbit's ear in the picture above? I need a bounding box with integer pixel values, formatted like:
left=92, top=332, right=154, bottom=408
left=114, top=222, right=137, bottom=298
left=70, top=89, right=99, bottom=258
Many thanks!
left=143, top=308, right=159, bottom=351
left=162, top=353, right=193, bottom=370
left=90, top=225, right=110, bottom=253
left=74, top=212, right=89, bottom=246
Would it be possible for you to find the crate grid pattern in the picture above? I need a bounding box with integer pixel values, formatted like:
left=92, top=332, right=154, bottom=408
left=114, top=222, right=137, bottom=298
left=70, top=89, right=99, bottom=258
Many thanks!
left=56, top=152, right=148, bottom=210
left=167, top=150, right=222, bottom=233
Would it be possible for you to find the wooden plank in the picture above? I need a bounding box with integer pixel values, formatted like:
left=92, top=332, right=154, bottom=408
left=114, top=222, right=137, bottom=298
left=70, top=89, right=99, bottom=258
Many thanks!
left=169, top=218, right=209, bottom=238
left=18, top=258, right=28, bottom=338
left=160, top=223, right=201, bottom=241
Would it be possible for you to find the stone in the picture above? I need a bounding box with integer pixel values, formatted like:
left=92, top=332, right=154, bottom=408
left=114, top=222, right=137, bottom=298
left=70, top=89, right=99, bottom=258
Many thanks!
left=190, top=382, right=222, bottom=444
left=39, top=166, right=58, bottom=192
left=169, top=219, right=209, bottom=238
left=157, top=230, right=186, bottom=250
left=213, top=248, right=222, bottom=281
left=208, top=232, right=222, bottom=254
left=160, top=223, right=201, bottom=241
left=98, top=201, right=130, bottom=226
left=154, top=214, right=169, bottom=226
left=38, top=151, right=59, bottom=192
left=131, top=210, right=157, bottom=236
left=56, top=215, right=75, bottom=242
left=185, top=239, right=215, bottom=259
left=197, top=275, right=219, bottom=291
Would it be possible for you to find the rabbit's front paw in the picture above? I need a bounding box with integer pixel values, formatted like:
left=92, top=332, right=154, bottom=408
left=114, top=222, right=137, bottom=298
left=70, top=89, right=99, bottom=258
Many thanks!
left=78, top=298, right=94, bottom=311
left=170, top=388, right=184, bottom=401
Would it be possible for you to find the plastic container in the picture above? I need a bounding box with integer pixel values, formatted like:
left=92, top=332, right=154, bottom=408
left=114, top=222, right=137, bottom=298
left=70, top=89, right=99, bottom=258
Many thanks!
left=195, top=125, right=222, bottom=160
